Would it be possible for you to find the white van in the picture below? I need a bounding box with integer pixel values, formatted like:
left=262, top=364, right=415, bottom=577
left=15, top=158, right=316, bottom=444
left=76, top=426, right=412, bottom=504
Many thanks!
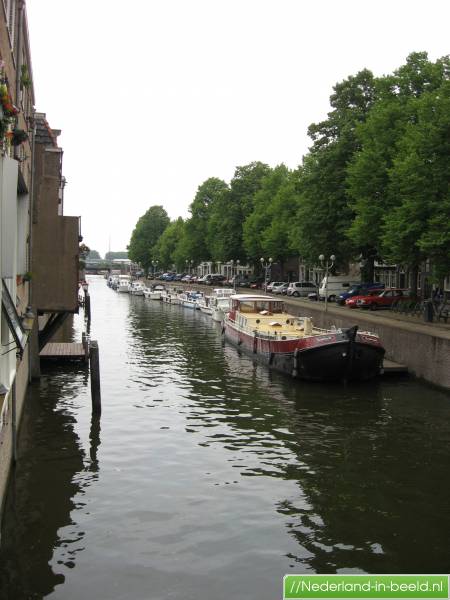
left=319, top=276, right=360, bottom=301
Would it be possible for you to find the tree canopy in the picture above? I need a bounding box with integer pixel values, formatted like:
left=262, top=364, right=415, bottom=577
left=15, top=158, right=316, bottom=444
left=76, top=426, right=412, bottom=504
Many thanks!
left=127, top=206, right=170, bottom=271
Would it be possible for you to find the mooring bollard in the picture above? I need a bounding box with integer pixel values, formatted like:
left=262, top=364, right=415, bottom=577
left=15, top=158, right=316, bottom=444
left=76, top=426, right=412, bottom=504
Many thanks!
left=90, top=340, right=101, bottom=415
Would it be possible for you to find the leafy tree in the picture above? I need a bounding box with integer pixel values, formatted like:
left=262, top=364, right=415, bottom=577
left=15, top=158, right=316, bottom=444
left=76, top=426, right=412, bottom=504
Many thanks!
left=128, top=205, right=170, bottom=271
left=153, top=217, right=186, bottom=270
left=184, top=178, right=229, bottom=263
left=290, top=69, right=377, bottom=272
left=243, top=164, right=293, bottom=262
left=382, top=76, right=450, bottom=292
left=207, top=162, right=271, bottom=262
left=347, top=52, right=450, bottom=281
left=87, top=249, right=101, bottom=259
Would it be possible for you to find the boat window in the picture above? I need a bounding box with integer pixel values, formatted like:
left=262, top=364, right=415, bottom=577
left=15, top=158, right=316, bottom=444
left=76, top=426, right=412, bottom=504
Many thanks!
left=270, top=302, right=284, bottom=314
left=239, top=302, right=256, bottom=313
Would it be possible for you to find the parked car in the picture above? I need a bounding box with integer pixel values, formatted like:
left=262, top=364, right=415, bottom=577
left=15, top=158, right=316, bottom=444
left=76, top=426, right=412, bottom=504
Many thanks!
left=266, top=281, right=282, bottom=293
left=357, top=288, right=411, bottom=310
left=198, top=274, right=226, bottom=285
left=249, top=278, right=265, bottom=289
left=336, top=282, right=385, bottom=306
left=272, top=282, right=289, bottom=295
left=161, top=272, right=176, bottom=281
left=319, top=276, right=360, bottom=301
left=287, top=281, right=318, bottom=297
left=181, top=274, right=192, bottom=282
left=345, top=288, right=384, bottom=308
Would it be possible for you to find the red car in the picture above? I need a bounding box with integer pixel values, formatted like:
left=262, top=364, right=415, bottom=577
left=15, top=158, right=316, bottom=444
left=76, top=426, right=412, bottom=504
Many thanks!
left=345, top=288, right=384, bottom=308
left=357, top=288, right=410, bottom=310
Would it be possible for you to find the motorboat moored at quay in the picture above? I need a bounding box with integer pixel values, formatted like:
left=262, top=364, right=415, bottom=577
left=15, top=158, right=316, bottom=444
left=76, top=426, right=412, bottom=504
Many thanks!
left=144, top=284, right=165, bottom=300
left=116, top=274, right=132, bottom=293
left=129, top=281, right=146, bottom=295
left=179, top=290, right=203, bottom=310
left=223, top=294, right=385, bottom=382
left=210, top=288, right=233, bottom=322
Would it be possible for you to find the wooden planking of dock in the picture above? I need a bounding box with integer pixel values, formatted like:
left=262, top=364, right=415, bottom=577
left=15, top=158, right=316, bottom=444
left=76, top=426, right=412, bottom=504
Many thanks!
left=40, top=342, right=88, bottom=362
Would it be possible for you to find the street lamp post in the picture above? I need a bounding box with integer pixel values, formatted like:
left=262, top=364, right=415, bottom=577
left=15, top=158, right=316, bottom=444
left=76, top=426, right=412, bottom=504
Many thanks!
left=231, top=259, right=240, bottom=291
left=152, top=260, right=158, bottom=279
left=185, top=259, right=194, bottom=276
left=260, top=257, right=273, bottom=292
left=319, top=254, right=336, bottom=312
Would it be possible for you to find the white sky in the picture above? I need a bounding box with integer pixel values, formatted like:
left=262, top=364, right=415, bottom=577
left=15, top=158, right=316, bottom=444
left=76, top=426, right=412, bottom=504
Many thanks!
left=26, top=0, right=449, bottom=257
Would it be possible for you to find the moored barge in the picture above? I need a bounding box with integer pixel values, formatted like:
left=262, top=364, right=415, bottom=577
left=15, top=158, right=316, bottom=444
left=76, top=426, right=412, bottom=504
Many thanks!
left=223, top=294, right=385, bottom=382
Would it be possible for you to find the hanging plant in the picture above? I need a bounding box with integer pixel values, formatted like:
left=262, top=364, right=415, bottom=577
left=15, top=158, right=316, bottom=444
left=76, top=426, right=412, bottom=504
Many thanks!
left=0, top=83, right=19, bottom=117
left=20, top=65, right=32, bottom=89
left=12, top=128, right=28, bottom=146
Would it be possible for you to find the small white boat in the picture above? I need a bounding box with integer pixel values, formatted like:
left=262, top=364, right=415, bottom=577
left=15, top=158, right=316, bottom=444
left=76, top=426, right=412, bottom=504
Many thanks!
left=179, top=290, right=203, bottom=309
left=117, top=275, right=131, bottom=293
left=159, top=287, right=181, bottom=304
left=144, top=284, right=165, bottom=300
left=210, top=288, right=233, bottom=321
left=198, top=295, right=213, bottom=315
left=129, top=281, right=146, bottom=296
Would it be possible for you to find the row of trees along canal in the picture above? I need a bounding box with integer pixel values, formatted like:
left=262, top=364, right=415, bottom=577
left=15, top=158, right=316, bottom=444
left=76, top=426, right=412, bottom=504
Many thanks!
left=127, top=53, right=450, bottom=295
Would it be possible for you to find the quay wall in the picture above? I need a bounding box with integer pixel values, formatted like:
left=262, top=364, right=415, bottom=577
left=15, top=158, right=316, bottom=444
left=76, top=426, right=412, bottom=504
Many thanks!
left=285, top=300, right=450, bottom=390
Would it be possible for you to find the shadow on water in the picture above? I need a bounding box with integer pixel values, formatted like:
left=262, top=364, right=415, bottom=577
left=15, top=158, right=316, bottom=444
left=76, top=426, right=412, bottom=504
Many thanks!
left=0, top=364, right=97, bottom=599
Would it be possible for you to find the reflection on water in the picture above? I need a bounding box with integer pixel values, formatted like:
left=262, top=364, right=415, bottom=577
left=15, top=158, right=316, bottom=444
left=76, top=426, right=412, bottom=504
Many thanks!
left=1, top=276, right=450, bottom=599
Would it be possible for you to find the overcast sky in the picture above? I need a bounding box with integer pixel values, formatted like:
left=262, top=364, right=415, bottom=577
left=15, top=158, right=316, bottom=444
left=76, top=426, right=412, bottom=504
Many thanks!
left=26, top=0, right=449, bottom=257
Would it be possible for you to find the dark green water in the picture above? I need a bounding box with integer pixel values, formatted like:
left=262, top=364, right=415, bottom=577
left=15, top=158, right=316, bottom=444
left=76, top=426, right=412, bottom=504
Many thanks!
left=1, top=276, right=450, bottom=600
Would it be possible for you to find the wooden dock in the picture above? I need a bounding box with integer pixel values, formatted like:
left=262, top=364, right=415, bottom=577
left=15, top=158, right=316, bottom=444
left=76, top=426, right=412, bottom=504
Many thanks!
left=40, top=342, right=88, bottom=362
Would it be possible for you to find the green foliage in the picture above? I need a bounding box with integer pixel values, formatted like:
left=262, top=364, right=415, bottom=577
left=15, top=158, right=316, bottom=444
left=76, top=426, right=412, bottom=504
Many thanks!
left=289, top=69, right=377, bottom=272
left=243, top=164, right=295, bottom=263
left=382, top=77, right=450, bottom=274
left=184, top=178, right=229, bottom=263
left=153, top=217, right=186, bottom=270
left=347, top=52, right=450, bottom=276
left=127, top=205, right=170, bottom=271
left=87, top=250, right=102, bottom=259
left=206, top=162, right=271, bottom=262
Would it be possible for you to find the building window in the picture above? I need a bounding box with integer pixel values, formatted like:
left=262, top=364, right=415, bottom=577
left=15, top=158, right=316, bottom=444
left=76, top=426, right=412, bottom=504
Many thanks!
left=3, top=0, right=16, bottom=46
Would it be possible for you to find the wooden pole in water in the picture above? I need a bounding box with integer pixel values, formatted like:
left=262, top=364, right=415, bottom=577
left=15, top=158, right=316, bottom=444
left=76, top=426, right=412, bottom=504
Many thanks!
left=90, top=340, right=101, bottom=415
left=85, top=293, right=91, bottom=322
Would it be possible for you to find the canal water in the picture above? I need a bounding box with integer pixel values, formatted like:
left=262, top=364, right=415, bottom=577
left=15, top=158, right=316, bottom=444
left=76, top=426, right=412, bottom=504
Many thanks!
left=1, top=275, right=450, bottom=599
